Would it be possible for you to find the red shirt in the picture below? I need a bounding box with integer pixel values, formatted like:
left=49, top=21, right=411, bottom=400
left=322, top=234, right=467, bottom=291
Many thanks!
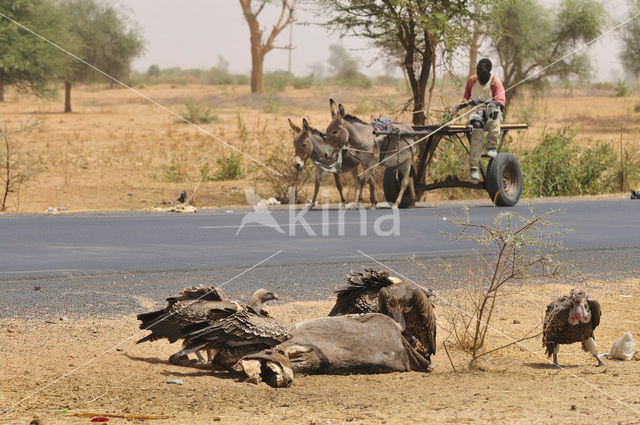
left=463, top=75, right=506, bottom=107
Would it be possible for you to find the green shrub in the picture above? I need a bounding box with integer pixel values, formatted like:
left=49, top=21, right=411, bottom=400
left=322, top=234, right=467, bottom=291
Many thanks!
left=614, top=80, right=628, bottom=97
left=179, top=99, right=218, bottom=124
left=199, top=163, right=216, bottom=182
left=332, top=70, right=372, bottom=89
left=162, top=164, right=186, bottom=183
left=575, top=142, right=616, bottom=195
left=373, top=75, right=400, bottom=86
left=634, top=102, right=640, bottom=113
left=264, top=70, right=295, bottom=91
left=214, top=154, right=245, bottom=181
left=292, top=74, right=314, bottom=89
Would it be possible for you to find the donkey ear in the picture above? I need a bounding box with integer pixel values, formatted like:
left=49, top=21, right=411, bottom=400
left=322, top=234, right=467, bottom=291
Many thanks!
left=288, top=118, right=302, bottom=133
left=302, top=118, right=310, bottom=133
left=338, top=104, right=345, bottom=118
left=330, top=98, right=338, bottom=117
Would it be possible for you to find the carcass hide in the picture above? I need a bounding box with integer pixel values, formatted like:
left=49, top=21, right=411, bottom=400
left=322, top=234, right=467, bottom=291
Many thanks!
left=235, top=313, right=431, bottom=387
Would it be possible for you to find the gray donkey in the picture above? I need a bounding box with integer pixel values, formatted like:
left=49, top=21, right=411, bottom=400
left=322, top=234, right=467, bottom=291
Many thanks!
left=325, top=99, right=416, bottom=208
left=289, top=118, right=376, bottom=208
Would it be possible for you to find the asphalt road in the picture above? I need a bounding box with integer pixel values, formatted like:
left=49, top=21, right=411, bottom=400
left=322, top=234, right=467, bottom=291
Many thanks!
left=1, top=197, right=638, bottom=318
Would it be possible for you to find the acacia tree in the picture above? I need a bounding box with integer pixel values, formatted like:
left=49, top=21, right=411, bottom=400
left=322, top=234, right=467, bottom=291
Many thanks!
left=320, top=0, right=486, bottom=126
left=620, top=0, right=640, bottom=78
left=0, top=0, right=66, bottom=102
left=239, top=0, right=297, bottom=94
left=59, top=0, right=144, bottom=112
left=491, top=0, right=607, bottom=113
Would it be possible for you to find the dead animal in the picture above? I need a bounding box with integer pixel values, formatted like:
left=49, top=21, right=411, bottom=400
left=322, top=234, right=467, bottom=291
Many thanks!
left=543, top=288, right=604, bottom=366
left=379, top=280, right=437, bottom=361
left=178, top=289, right=288, bottom=368
left=235, top=313, right=431, bottom=387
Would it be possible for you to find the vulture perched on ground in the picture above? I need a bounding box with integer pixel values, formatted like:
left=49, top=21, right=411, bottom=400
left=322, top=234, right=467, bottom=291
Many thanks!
left=329, top=268, right=401, bottom=316
left=178, top=290, right=291, bottom=369
left=137, top=287, right=276, bottom=364
left=379, top=280, right=437, bottom=362
left=543, top=288, right=604, bottom=366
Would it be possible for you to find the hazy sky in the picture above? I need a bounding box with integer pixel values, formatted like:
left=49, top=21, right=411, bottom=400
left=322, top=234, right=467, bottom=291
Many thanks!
left=126, top=0, right=630, bottom=82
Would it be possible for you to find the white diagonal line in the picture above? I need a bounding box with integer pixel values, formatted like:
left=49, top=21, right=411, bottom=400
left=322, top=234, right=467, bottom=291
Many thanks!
left=356, top=249, right=640, bottom=416
left=0, top=11, right=282, bottom=177
left=0, top=250, right=282, bottom=414
left=357, top=11, right=640, bottom=177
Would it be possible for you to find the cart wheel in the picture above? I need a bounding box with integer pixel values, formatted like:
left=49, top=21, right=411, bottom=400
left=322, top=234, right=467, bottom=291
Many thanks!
left=383, top=166, right=415, bottom=208
left=486, top=153, right=522, bottom=206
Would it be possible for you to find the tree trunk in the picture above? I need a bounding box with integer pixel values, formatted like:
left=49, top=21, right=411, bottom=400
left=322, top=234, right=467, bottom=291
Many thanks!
left=0, top=81, right=4, bottom=102
left=468, top=31, right=480, bottom=78
left=64, top=81, right=72, bottom=113
left=250, top=48, right=265, bottom=94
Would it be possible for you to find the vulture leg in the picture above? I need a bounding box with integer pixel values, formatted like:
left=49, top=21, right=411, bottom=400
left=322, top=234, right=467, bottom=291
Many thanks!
left=582, top=338, right=606, bottom=366
left=169, top=352, right=189, bottom=365
left=195, top=351, right=206, bottom=363
left=207, top=349, right=214, bottom=363
left=552, top=345, right=559, bottom=366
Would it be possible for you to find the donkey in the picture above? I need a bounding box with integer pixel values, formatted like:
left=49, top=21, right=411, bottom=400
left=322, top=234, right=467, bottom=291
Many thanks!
left=325, top=99, right=416, bottom=208
left=289, top=118, right=376, bottom=208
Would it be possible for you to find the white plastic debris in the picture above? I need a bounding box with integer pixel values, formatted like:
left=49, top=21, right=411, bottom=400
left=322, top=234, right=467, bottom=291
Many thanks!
left=257, top=198, right=281, bottom=206
left=602, top=331, right=636, bottom=360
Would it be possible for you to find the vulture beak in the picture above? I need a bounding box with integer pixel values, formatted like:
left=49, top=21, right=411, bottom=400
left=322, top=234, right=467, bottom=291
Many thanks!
left=392, top=311, right=406, bottom=332
left=270, top=292, right=279, bottom=301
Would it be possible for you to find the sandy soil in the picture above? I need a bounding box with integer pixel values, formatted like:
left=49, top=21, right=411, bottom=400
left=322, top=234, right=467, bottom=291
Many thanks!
left=0, top=83, right=638, bottom=213
left=2, top=279, right=640, bottom=424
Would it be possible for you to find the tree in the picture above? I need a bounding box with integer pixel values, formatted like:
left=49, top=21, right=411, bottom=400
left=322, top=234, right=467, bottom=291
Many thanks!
left=320, top=0, right=486, bottom=126
left=0, top=0, right=66, bottom=102
left=59, top=0, right=144, bottom=112
left=0, top=120, right=41, bottom=211
left=238, top=0, right=296, bottom=94
left=620, top=0, right=640, bottom=78
left=490, top=0, right=607, bottom=113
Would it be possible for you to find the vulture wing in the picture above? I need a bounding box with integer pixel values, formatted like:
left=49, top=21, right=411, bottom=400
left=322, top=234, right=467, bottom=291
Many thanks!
left=408, top=287, right=437, bottom=357
left=588, top=299, right=601, bottom=333
left=180, top=309, right=292, bottom=356
left=136, top=285, right=230, bottom=344
left=329, top=268, right=395, bottom=316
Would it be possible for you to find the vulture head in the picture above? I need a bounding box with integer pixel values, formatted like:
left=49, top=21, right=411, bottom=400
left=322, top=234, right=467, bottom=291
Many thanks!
left=379, top=282, right=415, bottom=331
left=568, top=288, right=591, bottom=325
left=249, top=288, right=279, bottom=313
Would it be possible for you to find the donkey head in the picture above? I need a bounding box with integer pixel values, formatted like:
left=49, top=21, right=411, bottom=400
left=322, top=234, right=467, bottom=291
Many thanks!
left=289, top=118, right=313, bottom=170
left=325, top=98, right=349, bottom=148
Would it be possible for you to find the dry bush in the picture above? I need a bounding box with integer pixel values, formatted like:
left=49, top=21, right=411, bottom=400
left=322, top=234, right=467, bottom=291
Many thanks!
left=256, top=142, right=313, bottom=204
left=426, top=207, right=577, bottom=369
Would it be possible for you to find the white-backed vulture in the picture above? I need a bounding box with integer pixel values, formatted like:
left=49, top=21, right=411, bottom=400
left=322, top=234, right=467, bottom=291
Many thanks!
left=329, top=268, right=400, bottom=316
left=137, top=287, right=275, bottom=364
left=543, top=289, right=604, bottom=366
left=379, top=280, right=437, bottom=362
left=178, top=289, right=290, bottom=368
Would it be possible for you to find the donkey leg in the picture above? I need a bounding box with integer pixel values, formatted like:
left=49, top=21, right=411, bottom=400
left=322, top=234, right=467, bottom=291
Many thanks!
left=393, top=161, right=412, bottom=208
left=309, top=167, right=323, bottom=209
left=334, top=173, right=346, bottom=204
left=368, top=174, right=378, bottom=207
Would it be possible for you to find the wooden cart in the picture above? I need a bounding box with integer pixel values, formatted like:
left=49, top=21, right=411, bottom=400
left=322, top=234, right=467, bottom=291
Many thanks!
left=376, top=123, right=529, bottom=207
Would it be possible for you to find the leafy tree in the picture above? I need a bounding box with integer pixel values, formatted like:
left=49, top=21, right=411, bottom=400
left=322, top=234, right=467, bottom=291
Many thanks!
left=0, top=0, right=66, bottom=101
left=490, top=0, right=607, bottom=112
left=319, top=0, right=486, bottom=125
left=620, top=0, right=640, bottom=78
left=238, top=0, right=297, bottom=94
left=59, top=0, right=144, bottom=112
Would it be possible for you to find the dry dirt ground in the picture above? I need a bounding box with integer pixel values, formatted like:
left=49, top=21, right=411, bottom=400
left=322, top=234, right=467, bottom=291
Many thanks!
left=0, top=84, right=638, bottom=213
left=2, top=279, right=640, bottom=424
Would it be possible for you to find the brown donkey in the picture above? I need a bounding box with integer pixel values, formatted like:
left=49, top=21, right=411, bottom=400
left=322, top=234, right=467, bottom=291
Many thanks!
left=289, top=118, right=374, bottom=208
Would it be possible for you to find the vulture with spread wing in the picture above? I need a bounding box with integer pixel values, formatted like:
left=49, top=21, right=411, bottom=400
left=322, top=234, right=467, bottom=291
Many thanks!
left=379, top=280, right=437, bottom=362
left=137, top=287, right=276, bottom=364
left=329, top=268, right=401, bottom=316
left=179, top=295, right=292, bottom=369
left=543, top=288, right=604, bottom=366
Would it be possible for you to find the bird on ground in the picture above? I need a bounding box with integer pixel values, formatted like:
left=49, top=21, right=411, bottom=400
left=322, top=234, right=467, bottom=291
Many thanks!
left=542, top=288, right=604, bottom=366
left=379, top=280, right=437, bottom=362
left=137, top=287, right=276, bottom=364
left=329, top=268, right=401, bottom=316
left=178, top=289, right=290, bottom=369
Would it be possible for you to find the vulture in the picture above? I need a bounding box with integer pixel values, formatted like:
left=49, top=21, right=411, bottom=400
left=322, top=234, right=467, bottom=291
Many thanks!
left=542, top=288, right=604, bottom=366
left=178, top=291, right=291, bottom=369
left=136, top=287, right=275, bottom=364
left=328, top=268, right=401, bottom=316
left=379, top=280, right=437, bottom=362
